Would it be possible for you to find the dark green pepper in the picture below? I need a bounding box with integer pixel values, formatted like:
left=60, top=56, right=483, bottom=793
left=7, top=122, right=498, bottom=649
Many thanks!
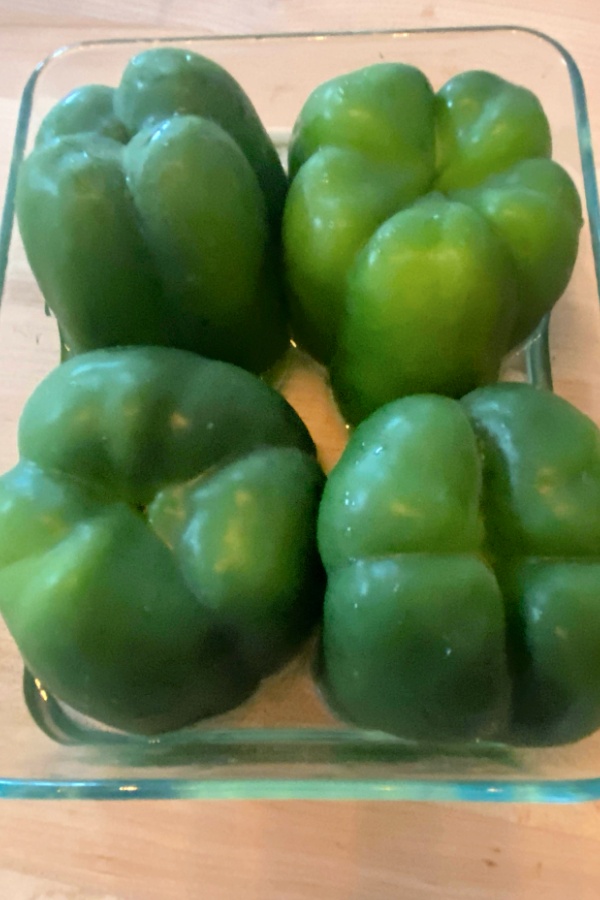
left=0, top=347, right=324, bottom=734
left=285, top=65, right=582, bottom=423
left=318, top=384, right=600, bottom=746
left=16, top=48, right=289, bottom=373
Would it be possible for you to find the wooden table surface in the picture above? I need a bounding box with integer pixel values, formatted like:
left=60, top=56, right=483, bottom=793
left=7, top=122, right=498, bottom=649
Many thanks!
left=1, top=1, right=600, bottom=897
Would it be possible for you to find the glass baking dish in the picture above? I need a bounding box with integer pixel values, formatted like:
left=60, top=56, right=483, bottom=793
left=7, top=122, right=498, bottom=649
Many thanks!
left=0, top=25, right=599, bottom=802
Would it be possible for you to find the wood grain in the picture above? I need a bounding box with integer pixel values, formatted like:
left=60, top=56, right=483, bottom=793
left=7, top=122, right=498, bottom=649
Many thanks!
left=0, top=2, right=600, bottom=898
left=1, top=799, right=600, bottom=900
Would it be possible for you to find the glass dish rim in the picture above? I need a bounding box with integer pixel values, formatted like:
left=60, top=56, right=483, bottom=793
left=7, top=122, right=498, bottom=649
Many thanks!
left=1, top=23, right=599, bottom=802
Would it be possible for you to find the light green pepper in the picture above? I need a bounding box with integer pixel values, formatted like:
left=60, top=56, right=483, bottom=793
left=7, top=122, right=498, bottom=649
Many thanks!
left=285, top=65, right=582, bottom=423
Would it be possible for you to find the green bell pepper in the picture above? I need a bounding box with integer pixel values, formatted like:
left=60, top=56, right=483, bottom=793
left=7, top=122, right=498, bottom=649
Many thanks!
left=0, top=347, right=324, bottom=734
left=16, top=48, right=289, bottom=373
left=285, top=65, right=582, bottom=423
left=317, top=383, right=600, bottom=746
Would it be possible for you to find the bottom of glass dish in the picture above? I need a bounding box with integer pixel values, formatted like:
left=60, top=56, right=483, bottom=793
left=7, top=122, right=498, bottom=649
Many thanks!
left=21, top=666, right=600, bottom=803
left=23, top=664, right=520, bottom=767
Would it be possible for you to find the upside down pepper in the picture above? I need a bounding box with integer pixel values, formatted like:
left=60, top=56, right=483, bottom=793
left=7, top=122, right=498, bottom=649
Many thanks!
left=285, top=65, right=582, bottom=423
left=317, top=383, right=600, bottom=746
left=16, top=48, right=289, bottom=373
left=0, top=348, right=324, bottom=734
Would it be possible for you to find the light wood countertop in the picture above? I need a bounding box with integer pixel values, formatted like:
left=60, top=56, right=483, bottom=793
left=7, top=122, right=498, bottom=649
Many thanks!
left=0, top=1, right=600, bottom=897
